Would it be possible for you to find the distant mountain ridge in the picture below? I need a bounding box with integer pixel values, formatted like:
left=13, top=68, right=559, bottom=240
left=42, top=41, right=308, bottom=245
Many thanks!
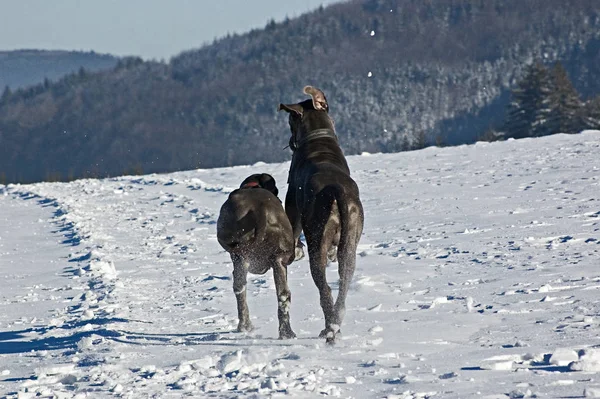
left=1, top=0, right=599, bottom=183
left=0, top=49, right=119, bottom=90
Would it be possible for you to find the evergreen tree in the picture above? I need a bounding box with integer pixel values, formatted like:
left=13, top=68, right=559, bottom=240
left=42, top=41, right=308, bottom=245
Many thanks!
left=1, top=85, right=11, bottom=103
left=546, top=62, right=584, bottom=134
left=435, top=135, right=445, bottom=147
left=414, top=131, right=427, bottom=149
left=401, top=135, right=410, bottom=151
left=504, top=62, right=553, bottom=138
left=479, top=128, right=503, bottom=142
left=582, top=96, right=600, bottom=129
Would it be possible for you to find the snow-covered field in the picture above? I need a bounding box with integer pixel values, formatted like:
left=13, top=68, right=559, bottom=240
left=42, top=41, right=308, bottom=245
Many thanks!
left=1, top=131, right=599, bottom=399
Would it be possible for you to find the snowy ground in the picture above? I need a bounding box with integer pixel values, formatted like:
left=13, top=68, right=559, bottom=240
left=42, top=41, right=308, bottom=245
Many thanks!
left=1, top=131, right=599, bottom=399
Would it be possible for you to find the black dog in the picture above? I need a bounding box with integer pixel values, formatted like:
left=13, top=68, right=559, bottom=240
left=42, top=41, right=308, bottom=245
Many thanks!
left=278, top=86, right=364, bottom=343
left=216, top=173, right=296, bottom=339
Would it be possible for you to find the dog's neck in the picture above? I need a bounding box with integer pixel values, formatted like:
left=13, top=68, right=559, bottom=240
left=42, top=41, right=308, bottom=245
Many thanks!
left=294, top=128, right=338, bottom=150
left=241, top=181, right=260, bottom=189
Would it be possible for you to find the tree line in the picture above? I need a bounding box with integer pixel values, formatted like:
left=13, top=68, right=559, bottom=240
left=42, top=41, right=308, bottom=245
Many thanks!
left=0, top=50, right=118, bottom=90
left=481, top=61, right=600, bottom=141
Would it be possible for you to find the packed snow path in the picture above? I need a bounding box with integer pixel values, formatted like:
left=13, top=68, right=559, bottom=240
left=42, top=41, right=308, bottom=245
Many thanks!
left=1, top=131, right=599, bottom=398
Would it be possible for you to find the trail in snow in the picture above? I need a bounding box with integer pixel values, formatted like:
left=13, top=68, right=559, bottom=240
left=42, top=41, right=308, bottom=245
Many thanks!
left=0, top=131, right=599, bottom=398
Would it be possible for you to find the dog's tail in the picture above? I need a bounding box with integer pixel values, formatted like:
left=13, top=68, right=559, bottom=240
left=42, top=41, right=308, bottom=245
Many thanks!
left=312, top=183, right=362, bottom=252
left=330, top=184, right=363, bottom=262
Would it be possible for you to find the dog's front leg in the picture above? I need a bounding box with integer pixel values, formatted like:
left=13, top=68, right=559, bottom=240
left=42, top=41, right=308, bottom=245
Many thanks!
left=232, top=254, right=253, bottom=332
left=272, top=258, right=296, bottom=339
left=285, top=187, right=304, bottom=261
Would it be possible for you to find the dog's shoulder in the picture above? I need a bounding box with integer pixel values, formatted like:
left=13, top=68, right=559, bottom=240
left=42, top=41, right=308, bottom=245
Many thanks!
left=290, top=153, right=351, bottom=183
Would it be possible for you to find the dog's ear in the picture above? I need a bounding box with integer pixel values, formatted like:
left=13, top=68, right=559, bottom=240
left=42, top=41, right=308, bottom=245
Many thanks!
left=303, top=86, right=328, bottom=112
left=259, top=174, right=278, bottom=197
left=278, top=103, right=303, bottom=116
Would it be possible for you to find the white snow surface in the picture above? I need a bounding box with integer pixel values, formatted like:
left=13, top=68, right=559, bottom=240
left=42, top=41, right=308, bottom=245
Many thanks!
left=1, top=131, right=600, bottom=398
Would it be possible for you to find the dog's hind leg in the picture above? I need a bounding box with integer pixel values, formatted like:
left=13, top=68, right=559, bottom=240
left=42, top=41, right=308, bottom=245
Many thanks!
left=306, top=232, right=337, bottom=342
left=333, top=200, right=364, bottom=337
left=333, top=244, right=356, bottom=331
left=232, top=254, right=253, bottom=332
left=272, top=257, right=296, bottom=339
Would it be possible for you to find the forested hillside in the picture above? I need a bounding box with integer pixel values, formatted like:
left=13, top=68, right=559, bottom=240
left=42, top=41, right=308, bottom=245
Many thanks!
left=1, top=0, right=599, bottom=183
left=0, top=50, right=118, bottom=90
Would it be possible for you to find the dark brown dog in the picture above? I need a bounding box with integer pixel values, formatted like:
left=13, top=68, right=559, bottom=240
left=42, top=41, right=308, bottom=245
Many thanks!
left=278, top=86, right=364, bottom=343
left=217, top=173, right=296, bottom=339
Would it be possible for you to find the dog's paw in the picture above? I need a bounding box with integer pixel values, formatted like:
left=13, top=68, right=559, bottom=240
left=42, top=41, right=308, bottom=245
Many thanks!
left=236, top=321, right=254, bottom=333
left=319, top=323, right=341, bottom=344
left=321, top=329, right=338, bottom=345
left=318, top=327, right=341, bottom=339
left=278, top=327, right=297, bottom=340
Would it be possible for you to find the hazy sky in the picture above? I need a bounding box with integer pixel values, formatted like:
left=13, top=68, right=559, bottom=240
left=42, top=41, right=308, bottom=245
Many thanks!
left=0, top=0, right=341, bottom=60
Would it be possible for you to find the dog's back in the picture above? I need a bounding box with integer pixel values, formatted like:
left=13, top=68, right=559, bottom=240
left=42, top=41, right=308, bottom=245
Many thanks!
left=217, top=188, right=294, bottom=262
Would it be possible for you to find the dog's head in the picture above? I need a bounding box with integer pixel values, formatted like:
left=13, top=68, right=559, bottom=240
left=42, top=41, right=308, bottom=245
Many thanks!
left=278, top=86, right=334, bottom=151
left=239, top=173, right=278, bottom=197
